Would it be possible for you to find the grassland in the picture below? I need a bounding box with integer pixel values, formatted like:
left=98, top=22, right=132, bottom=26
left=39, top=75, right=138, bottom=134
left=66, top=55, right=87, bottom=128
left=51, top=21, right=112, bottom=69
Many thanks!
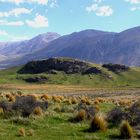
left=0, top=64, right=140, bottom=88
left=0, top=91, right=137, bottom=140
left=0, top=62, right=139, bottom=140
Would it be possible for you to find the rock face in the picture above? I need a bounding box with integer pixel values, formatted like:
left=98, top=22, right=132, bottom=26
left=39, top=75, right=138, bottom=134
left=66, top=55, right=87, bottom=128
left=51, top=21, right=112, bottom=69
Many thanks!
left=24, top=76, right=48, bottom=83
left=18, top=57, right=102, bottom=74
left=102, top=63, right=129, bottom=73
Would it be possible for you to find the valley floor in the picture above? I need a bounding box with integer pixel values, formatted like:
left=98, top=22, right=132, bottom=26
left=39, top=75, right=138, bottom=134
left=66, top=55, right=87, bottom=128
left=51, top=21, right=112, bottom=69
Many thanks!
left=0, top=84, right=139, bottom=139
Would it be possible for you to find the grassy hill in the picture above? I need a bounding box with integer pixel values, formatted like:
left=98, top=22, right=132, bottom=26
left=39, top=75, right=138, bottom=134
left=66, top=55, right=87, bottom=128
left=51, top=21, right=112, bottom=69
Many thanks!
left=0, top=57, right=139, bottom=88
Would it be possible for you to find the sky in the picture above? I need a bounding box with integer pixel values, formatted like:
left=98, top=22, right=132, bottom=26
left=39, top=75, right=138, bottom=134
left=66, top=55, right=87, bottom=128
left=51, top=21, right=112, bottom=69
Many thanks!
left=0, top=0, right=140, bottom=42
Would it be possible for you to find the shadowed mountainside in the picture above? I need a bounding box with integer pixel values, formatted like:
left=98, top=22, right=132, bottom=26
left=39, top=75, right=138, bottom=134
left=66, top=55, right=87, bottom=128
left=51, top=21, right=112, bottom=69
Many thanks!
left=0, top=27, right=140, bottom=69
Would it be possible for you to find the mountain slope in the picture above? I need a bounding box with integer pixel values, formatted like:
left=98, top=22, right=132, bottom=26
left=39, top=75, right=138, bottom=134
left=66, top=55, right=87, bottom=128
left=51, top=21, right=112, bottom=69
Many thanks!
left=0, top=32, right=60, bottom=61
left=0, top=27, right=140, bottom=69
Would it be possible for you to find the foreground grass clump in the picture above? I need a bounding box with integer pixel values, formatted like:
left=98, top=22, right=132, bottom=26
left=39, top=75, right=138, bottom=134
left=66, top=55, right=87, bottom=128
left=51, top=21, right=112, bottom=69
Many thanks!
left=74, top=109, right=86, bottom=122
left=27, top=129, right=34, bottom=136
left=18, top=128, right=26, bottom=137
left=120, top=120, right=133, bottom=139
left=33, top=106, right=43, bottom=116
left=90, top=113, right=107, bottom=132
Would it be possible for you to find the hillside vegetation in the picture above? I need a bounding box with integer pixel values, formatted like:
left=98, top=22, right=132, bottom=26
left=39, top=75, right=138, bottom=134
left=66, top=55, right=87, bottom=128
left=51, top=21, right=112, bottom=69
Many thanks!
left=0, top=57, right=139, bottom=88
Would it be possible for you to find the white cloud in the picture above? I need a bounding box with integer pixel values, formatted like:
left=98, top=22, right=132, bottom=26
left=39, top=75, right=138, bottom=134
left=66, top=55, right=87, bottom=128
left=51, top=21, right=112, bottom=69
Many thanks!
left=10, top=35, right=29, bottom=41
left=130, top=6, right=140, bottom=10
left=96, top=6, right=113, bottom=16
left=125, top=0, right=140, bottom=4
left=26, top=14, right=49, bottom=28
left=0, top=19, right=24, bottom=26
left=50, top=0, right=58, bottom=8
left=125, top=0, right=140, bottom=11
left=86, top=4, right=113, bottom=16
left=0, top=30, right=8, bottom=36
left=0, top=8, right=32, bottom=18
left=0, top=0, right=49, bottom=5
left=94, top=0, right=103, bottom=4
left=86, top=4, right=98, bottom=12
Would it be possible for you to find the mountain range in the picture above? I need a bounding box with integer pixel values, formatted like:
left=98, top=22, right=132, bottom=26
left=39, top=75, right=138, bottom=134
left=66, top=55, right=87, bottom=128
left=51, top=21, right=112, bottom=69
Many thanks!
left=0, top=26, right=140, bottom=69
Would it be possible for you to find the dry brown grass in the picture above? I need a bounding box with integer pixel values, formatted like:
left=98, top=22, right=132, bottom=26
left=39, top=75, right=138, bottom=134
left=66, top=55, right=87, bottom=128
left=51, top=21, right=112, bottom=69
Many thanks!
left=75, top=109, right=86, bottom=122
left=0, top=107, right=4, bottom=115
left=120, top=120, right=133, bottom=139
left=71, top=97, right=78, bottom=104
left=18, top=128, right=25, bottom=137
left=41, top=94, right=52, bottom=100
left=33, top=107, right=43, bottom=116
left=5, top=93, right=15, bottom=102
left=27, top=94, right=38, bottom=101
left=90, top=113, right=107, bottom=132
left=27, top=129, right=34, bottom=136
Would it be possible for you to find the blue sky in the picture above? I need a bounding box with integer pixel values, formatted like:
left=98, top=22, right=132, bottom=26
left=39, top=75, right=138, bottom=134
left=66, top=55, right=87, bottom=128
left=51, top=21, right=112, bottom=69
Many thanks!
left=0, top=0, right=140, bottom=42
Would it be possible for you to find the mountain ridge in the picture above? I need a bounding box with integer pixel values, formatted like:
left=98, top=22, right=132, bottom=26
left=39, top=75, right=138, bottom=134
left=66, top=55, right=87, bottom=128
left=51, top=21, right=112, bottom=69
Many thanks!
left=0, top=26, right=140, bottom=69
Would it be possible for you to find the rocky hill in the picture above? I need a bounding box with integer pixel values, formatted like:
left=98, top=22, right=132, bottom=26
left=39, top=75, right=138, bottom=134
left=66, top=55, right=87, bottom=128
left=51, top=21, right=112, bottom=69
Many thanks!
left=18, top=57, right=102, bottom=75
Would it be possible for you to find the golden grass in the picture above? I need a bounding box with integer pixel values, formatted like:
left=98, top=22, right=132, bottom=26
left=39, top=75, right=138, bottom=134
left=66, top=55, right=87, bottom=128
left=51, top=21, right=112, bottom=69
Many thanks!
left=90, top=113, right=107, bottom=132
left=0, top=107, right=4, bottom=115
left=27, top=129, right=34, bottom=136
left=75, top=109, right=86, bottom=121
left=33, top=107, right=43, bottom=116
left=120, top=120, right=133, bottom=139
left=18, top=128, right=25, bottom=137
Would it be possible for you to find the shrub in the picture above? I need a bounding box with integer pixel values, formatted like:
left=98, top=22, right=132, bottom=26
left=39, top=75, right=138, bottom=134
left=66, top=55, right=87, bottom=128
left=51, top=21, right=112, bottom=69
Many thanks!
left=90, top=114, right=107, bottom=132
left=18, top=128, right=25, bottom=137
left=75, top=103, right=99, bottom=120
left=107, top=107, right=127, bottom=125
left=128, top=101, right=140, bottom=126
left=12, top=96, right=37, bottom=117
left=0, top=101, right=12, bottom=112
left=120, top=120, right=133, bottom=139
left=108, top=101, right=140, bottom=126
left=86, top=106, right=99, bottom=119
left=33, top=106, right=43, bottom=116
left=12, top=96, right=48, bottom=117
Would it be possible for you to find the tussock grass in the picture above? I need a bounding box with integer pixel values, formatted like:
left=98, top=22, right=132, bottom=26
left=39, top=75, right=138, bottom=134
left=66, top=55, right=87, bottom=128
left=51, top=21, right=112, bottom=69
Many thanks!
left=120, top=120, right=133, bottom=139
left=74, top=109, right=86, bottom=122
left=18, top=128, right=25, bottom=137
left=90, top=113, right=107, bottom=132
left=33, top=107, right=43, bottom=116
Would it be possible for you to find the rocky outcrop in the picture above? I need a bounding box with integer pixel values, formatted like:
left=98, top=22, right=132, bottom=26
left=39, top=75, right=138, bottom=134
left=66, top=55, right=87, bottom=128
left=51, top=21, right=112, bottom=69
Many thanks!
left=102, top=63, right=129, bottom=73
left=18, top=57, right=102, bottom=74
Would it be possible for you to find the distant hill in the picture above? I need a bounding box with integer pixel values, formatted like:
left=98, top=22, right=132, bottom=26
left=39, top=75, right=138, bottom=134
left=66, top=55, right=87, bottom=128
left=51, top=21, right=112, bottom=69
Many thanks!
left=0, top=27, right=140, bottom=69
left=0, top=57, right=139, bottom=88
